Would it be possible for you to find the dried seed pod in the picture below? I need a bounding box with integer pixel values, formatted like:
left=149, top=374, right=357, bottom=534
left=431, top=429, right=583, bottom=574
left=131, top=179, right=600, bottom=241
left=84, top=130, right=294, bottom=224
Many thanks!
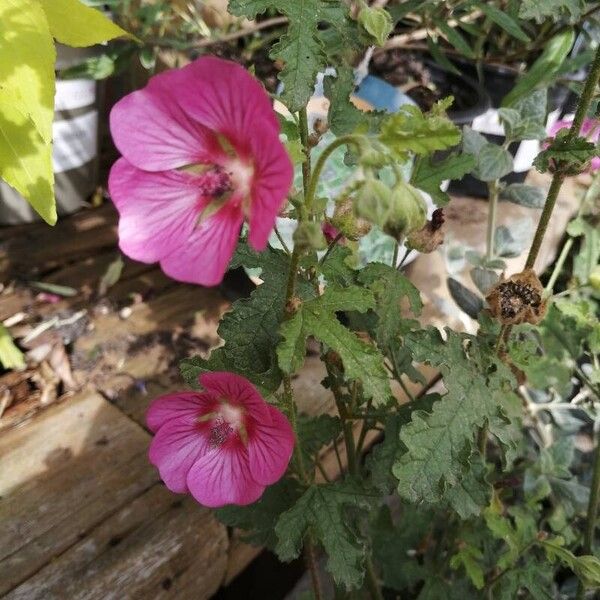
left=406, top=208, right=446, bottom=253
left=486, top=269, right=547, bottom=325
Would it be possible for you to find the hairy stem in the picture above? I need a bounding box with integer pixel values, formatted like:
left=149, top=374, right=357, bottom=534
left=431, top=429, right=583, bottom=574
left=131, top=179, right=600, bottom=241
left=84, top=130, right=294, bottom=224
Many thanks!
left=305, top=135, right=363, bottom=214
left=364, top=555, right=385, bottom=600
left=576, top=427, right=600, bottom=599
left=485, top=181, right=499, bottom=261
left=545, top=170, right=600, bottom=296
left=305, top=538, right=324, bottom=600
left=299, top=107, right=312, bottom=203
left=526, top=45, right=600, bottom=270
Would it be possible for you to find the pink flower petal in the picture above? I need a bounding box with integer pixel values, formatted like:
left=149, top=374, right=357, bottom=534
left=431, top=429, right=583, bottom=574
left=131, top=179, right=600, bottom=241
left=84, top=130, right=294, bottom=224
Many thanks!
left=159, top=201, right=243, bottom=286
left=186, top=440, right=265, bottom=507
left=146, top=391, right=215, bottom=433
left=247, top=405, right=294, bottom=486
left=177, top=56, right=280, bottom=155
left=247, top=133, right=294, bottom=251
left=109, top=158, right=207, bottom=263
left=110, top=66, right=225, bottom=171
left=148, top=415, right=211, bottom=493
left=199, top=372, right=272, bottom=423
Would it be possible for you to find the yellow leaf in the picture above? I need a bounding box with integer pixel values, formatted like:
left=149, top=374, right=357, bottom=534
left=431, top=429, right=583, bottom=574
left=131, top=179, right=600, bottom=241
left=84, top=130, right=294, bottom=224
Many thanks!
left=0, top=85, right=56, bottom=225
left=38, top=0, right=135, bottom=47
left=0, top=0, right=57, bottom=224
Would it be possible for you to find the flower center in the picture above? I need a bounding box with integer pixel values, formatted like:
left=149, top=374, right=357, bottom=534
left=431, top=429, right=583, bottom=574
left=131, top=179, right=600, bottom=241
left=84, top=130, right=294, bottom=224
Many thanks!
left=204, top=400, right=248, bottom=448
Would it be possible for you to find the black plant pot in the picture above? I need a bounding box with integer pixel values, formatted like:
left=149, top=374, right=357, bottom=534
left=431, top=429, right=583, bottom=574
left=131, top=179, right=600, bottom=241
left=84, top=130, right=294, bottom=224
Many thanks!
left=447, top=60, right=570, bottom=198
left=369, top=50, right=490, bottom=126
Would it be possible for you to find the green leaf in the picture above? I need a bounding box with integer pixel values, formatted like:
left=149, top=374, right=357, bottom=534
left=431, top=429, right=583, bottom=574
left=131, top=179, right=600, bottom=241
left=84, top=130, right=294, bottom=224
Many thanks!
left=28, top=280, right=78, bottom=297
left=215, top=478, right=304, bottom=550
left=393, top=328, right=518, bottom=504
left=320, top=245, right=357, bottom=288
left=519, top=0, right=585, bottom=23
left=275, top=481, right=377, bottom=589
left=450, top=543, right=485, bottom=589
left=368, top=395, right=439, bottom=493
left=426, top=34, right=462, bottom=76
left=0, top=0, right=56, bottom=224
left=182, top=243, right=313, bottom=394
left=443, top=455, right=491, bottom=519
left=494, top=219, right=533, bottom=258
left=541, top=538, right=600, bottom=589
left=324, top=66, right=364, bottom=136
left=277, top=286, right=392, bottom=406
left=357, top=6, right=392, bottom=46
left=572, top=220, right=600, bottom=285
left=411, top=152, right=475, bottom=207
left=479, top=3, right=530, bottom=42
left=501, top=183, right=546, bottom=208
left=0, top=324, right=25, bottom=370
left=470, top=267, right=500, bottom=295
left=502, top=30, right=575, bottom=107
left=39, top=0, right=133, bottom=46
left=463, top=128, right=513, bottom=181
left=371, top=505, right=430, bottom=591
left=358, top=262, right=422, bottom=350
left=533, top=132, right=597, bottom=174
left=434, top=19, right=475, bottom=59
left=499, top=89, right=548, bottom=141
left=447, top=277, right=484, bottom=319
left=230, top=0, right=350, bottom=111
left=380, top=104, right=461, bottom=161
left=298, top=414, right=342, bottom=458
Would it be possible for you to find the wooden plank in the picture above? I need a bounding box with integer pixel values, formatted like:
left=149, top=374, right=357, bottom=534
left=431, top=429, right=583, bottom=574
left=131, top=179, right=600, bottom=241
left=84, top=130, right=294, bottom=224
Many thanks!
left=0, top=391, right=159, bottom=593
left=0, top=205, right=117, bottom=279
left=4, top=485, right=228, bottom=600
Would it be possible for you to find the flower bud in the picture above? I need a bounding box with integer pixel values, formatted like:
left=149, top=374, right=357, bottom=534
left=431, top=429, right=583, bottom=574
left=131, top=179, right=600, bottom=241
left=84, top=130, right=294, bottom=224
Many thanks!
left=332, top=197, right=371, bottom=241
left=293, top=221, right=327, bottom=252
left=384, top=179, right=427, bottom=239
left=322, top=221, right=343, bottom=244
left=590, top=266, right=600, bottom=291
left=353, top=178, right=394, bottom=229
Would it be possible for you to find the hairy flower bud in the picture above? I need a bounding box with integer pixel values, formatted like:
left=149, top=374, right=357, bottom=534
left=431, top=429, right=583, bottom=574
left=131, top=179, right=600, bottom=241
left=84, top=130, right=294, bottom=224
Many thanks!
left=332, top=197, right=371, bottom=241
left=486, top=269, right=547, bottom=325
left=384, top=179, right=427, bottom=239
left=293, top=221, right=327, bottom=252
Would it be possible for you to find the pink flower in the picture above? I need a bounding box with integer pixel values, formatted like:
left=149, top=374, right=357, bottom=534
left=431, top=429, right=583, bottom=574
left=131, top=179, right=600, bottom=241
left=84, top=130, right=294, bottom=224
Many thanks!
left=548, top=117, right=600, bottom=171
left=108, top=57, right=293, bottom=286
left=147, top=371, right=294, bottom=507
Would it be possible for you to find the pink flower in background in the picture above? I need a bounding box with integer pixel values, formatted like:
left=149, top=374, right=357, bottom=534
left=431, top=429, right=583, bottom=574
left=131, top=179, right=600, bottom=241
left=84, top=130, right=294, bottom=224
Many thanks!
left=549, top=117, right=600, bottom=171
left=147, top=372, right=294, bottom=507
left=109, top=57, right=293, bottom=286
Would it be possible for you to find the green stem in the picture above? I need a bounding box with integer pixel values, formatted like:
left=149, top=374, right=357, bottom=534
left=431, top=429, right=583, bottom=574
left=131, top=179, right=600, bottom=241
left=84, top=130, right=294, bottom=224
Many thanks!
left=305, top=135, right=363, bottom=214
left=576, top=427, right=600, bottom=599
left=486, top=181, right=499, bottom=261
left=364, top=555, right=385, bottom=600
left=336, top=396, right=358, bottom=476
left=526, top=45, right=600, bottom=270
left=544, top=237, right=573, bottom=296
left=392, top=240, right=400, bottom=267
left=299, top=107, right=312, bottom=206
left=305, top=538, right=324, bottom=600
left=545, top=169, right=600, bottom=296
